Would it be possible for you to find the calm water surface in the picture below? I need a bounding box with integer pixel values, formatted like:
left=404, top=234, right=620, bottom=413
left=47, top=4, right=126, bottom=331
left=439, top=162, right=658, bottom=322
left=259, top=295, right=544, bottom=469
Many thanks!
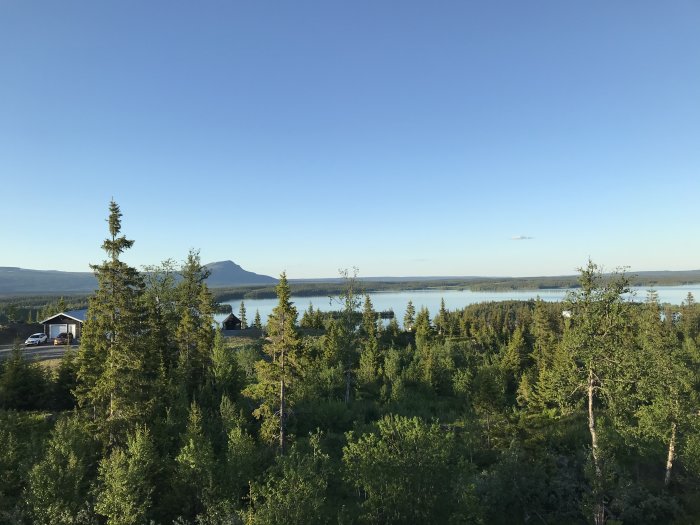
left=217, top=285, right=700, bottom=326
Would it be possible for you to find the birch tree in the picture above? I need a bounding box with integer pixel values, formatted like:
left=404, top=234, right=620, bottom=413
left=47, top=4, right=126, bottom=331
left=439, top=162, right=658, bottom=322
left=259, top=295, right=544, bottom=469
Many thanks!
left=630, top=292, right=699, bottom=487
left=563, top=261, right=632, bottom=525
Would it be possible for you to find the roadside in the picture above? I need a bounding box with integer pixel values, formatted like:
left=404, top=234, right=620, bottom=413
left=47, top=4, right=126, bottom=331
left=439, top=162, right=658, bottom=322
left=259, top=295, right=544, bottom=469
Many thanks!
left=0, top=343, right=76, bottom=362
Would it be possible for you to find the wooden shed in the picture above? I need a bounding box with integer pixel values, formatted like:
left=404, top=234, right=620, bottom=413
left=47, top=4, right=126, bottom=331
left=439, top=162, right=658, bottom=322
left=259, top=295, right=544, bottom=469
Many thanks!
left=222, top=313, right=242, bottom=330
left=40, top=309, right=87, bottom=341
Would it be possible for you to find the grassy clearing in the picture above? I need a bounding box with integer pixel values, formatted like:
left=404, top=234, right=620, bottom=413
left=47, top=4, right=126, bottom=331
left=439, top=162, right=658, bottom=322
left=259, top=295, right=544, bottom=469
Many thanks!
left=225, top=335, right=264, bottom=350
left=35, top=358, right=63, bottom=370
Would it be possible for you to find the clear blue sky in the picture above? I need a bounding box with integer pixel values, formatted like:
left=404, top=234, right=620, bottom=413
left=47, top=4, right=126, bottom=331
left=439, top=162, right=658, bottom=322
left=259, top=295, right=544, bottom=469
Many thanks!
left=1, top=1, right=698, bottom=278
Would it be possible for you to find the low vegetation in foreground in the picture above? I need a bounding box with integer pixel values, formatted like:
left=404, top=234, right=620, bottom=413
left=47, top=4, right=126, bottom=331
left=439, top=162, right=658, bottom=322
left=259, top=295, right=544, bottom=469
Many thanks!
left=1, top=201, right=699, bottom=525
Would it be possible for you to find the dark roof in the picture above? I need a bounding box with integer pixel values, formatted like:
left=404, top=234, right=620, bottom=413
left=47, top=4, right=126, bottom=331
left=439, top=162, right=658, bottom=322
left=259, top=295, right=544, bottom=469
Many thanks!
left=40, top=309, right=88, bottom=324
left=222, top=313, right=241, bottom=323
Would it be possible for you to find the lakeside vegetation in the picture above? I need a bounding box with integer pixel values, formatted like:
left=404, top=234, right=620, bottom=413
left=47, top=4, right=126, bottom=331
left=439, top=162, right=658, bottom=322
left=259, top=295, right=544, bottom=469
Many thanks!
left=1, top=202, right=699, bottom=524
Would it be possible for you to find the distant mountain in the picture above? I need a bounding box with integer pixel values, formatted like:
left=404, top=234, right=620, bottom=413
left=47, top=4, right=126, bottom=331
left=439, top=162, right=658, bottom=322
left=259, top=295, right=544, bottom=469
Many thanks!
left=0, top=260, right=276, bottom=295
left=0, top=267, right=98, bottom=294
left=204, top=261, right=277, bottom=287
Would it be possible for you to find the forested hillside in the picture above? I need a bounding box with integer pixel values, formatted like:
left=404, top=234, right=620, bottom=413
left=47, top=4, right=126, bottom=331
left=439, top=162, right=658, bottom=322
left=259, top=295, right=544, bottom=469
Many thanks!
left=1, top=202, right=699, bottom=524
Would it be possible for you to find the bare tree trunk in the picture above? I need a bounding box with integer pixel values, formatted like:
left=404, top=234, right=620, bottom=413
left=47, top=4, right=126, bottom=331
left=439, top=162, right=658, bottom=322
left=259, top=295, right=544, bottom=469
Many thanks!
left=279, top=374, right=286, bottom=455
left=279, top=311, right=286, bottom=455
left=485, top=413, right=491, bottom=448
left=279, top=322, right=287, bottom=456
left=345, top=369, right=351, bottom=405
left=110, top=261, right=116, bottom=422
left=664, top=421, right=677, bottom=487
left=109, top=334, right=115, bottom=421
left=588, top=368, right=605, bottom=525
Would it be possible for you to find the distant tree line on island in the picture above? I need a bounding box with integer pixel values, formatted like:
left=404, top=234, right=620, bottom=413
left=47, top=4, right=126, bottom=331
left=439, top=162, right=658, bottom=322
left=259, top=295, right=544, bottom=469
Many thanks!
left=1, top=201, right=700, bottom=524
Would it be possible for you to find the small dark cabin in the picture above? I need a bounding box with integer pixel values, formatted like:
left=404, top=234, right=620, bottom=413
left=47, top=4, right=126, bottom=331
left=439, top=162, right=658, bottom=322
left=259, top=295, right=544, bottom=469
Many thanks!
left=222, top=313, right=242, bottom=330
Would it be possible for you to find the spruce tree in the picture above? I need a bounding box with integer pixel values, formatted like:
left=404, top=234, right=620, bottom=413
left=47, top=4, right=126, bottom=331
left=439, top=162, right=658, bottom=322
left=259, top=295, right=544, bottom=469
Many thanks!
left=209, top=330, right=240, bottom=399
left=403, top=300, right=416, bottom=331
left=626, top=292, right=699, bottom=487
left=500, top=325, right=527, bottom=399
left=245, top=434, right=329, bottom=525
left=681, top=292, right=700, bottom=342
left=95, top=426, right=158, bottom=525
left=75, top=200, right=157, bottom=443
left=245, top=272, right=300, bottom=453
left=435, top=298, right=449, bottom=336
left=0, top=343, right=48, bottom=410
left=415, top=306, right=432, bottom=341
left=220, top=396, right=258, bottom=504
left=300, top=302, right=315, bottom=329
left=175, top=401, right=216, bottom=518
left=336, top=269, right=362, bottom=404
left=0, top=414, right=27, bottom=519
left=343, top=415, right=464, bottom=523
left=530, top=297, right=558, bottom=372
left=358, top=295, right=381, bottom=393
left=239, top=301, right=248, bottom=330
left=26, top=416, right=99, bottom=525
left=175, top=251, right=215, bottom=394
left=141, top=259, right=180, bottom=374
left=387, top=315, right=400, bottom=339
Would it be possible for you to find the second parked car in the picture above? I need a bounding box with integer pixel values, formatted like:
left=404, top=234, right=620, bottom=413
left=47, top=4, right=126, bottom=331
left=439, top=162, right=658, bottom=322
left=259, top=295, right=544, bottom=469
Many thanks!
left=53, top=332, right=74, bottom=345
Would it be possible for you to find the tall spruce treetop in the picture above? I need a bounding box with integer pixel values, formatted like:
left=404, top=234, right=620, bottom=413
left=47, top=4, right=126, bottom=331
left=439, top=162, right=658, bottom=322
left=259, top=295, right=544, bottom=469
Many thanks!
left=361, top=295, right=377, bottom=340
left=178, top=250, right=211, bottom=309
left=239, top=301, right=248, bottom=330
left=104, top=200, right=135, bottom=262
left=267, top=272, right=298, bottom=343
left=335, top=269, right=363, bottom=404
left=175, top=250, right=215, bottom=395
left=76, top=201, right=157, bottom=444
left=531, top=297, right=557, bottom=370
left=264, top=272, right=300, bottom=376
left=435, top=298, right=449, bottom=336
left=404, top=300, right=416, bottom=332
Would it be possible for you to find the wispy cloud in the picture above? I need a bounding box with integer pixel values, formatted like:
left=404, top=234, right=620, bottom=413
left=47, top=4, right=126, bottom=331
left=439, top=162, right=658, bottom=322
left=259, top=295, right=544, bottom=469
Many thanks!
left=511, top=235, right=534, bottom=241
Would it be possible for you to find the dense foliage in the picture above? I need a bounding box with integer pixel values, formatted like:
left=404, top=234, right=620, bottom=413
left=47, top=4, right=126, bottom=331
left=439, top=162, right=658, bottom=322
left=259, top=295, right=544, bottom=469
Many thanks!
left=1, top=203, right=699, bottom=524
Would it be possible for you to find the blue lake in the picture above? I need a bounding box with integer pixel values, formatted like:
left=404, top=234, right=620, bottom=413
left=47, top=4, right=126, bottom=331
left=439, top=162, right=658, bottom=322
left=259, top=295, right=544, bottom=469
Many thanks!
left=217, top=284, right=700, bottom=327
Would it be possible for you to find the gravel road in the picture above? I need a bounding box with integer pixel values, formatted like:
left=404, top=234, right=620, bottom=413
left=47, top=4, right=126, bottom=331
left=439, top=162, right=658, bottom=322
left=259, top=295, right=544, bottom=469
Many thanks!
left=0, top=343, right=76, bottom=362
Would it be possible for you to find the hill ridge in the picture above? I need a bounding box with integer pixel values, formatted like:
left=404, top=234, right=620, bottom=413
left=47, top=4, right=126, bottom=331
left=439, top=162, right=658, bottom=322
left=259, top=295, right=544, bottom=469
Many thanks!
left=0, top=260, right=277, bottom=294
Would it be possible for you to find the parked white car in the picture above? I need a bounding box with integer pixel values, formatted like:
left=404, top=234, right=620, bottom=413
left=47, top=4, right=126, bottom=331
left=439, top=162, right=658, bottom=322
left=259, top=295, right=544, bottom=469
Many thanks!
left=25, top=333, right=48, bottom=346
